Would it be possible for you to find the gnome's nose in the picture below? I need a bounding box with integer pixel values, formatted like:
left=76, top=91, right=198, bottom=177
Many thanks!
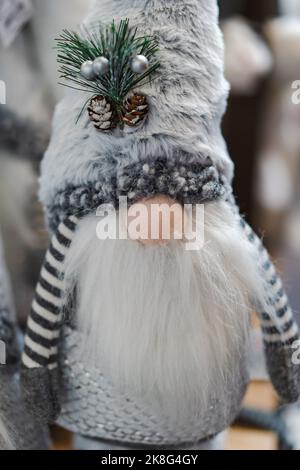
left=127, top=195, right=186, bottom=246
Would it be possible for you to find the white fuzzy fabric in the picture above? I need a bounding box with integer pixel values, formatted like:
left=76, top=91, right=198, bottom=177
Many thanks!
left=39, top=0, right=233, bottom=212
left=62, top=200, right=270, bottom=423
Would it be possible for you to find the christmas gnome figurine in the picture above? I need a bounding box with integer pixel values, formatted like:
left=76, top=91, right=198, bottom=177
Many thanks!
left=21, top=0, right=300, bottom=449
left=0, top=234, right=49, bottom=450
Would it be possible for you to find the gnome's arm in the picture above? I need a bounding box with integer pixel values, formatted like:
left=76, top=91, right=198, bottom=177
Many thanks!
left=239, top=215, right=300, bottom=403
left=21, top=215, right=79, bottom=422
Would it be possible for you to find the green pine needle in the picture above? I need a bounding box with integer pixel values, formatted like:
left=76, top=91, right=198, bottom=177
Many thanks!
left=56, top=19, right=160, bottom=113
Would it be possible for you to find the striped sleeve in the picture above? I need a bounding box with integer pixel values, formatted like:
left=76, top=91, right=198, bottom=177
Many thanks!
left=22, top=215, right=79, bottom=370
left=239, top=217, right=299, bottom=346
left=238, top=216, right=300, bottom=402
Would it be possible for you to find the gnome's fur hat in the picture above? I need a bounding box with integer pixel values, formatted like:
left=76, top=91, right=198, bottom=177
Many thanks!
left=21, top=0, right=300, bottom=430
left=40, top=0, right=232, bottom=232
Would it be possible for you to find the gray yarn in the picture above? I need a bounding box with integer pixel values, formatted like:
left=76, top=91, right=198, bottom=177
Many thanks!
left=47, top=157, right=228, bottom=232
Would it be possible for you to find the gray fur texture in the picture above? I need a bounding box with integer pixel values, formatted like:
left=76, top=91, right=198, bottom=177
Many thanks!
left=40, top=0, right=232, bottom=224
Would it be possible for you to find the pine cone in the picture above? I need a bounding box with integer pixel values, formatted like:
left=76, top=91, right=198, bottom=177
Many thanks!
left=87, top=95, right=116, bottom=131
left=122, top=94, right=148, bottom=127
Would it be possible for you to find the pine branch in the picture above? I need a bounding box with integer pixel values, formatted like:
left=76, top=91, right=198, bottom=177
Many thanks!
left=56, top=19, right=160, bottom=108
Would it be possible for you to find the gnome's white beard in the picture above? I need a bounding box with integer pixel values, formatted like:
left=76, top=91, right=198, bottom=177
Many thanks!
left=64, top=201, right=267, bottom=422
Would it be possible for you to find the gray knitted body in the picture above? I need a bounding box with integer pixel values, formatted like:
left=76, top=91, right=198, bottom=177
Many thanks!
left=57, top=326, right=247, bottom=446
left=0, top=235, right=49, bottom=450
left=21, top=0, right=300, bottom=448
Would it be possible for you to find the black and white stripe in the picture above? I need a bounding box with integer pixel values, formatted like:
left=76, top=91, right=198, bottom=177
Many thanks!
left=239, top=217, right=299, bottom=346
left=22, top=215, right=79, bottom=370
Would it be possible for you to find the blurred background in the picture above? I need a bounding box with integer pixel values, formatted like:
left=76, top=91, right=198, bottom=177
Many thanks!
left=0, top=0, right=300, bottom=450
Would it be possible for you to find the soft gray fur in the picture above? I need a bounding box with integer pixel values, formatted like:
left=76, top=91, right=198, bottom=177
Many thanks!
left=40, top=0, right=232, bottom=222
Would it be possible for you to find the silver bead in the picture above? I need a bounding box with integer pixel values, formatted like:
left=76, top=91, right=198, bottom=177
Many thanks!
left=80, top=60, right=96, bottom=80
left=131, top=55, right=149, bottom=74
left=93, top=56, right=109, bottom=76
